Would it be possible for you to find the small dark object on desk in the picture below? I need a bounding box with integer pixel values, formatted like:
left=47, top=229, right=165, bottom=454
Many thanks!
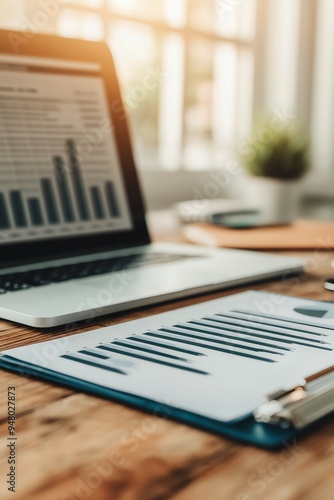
left=211, top=211, right=291, bottom=229
left=323, top=278, right=334, bottom=291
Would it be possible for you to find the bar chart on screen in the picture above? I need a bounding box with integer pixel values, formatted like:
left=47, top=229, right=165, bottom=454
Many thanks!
left=0, top=55, right=132, bottom=242
left=0, top=139, right=120, bottom=229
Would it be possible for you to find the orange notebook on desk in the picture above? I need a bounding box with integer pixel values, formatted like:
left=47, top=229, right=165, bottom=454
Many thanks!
left=183, top=219, right=334, bottom=250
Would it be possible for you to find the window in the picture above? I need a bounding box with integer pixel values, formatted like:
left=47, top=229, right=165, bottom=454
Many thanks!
left=0, top=0, right=256, bottom=173
left=0, top=1, right=334, bottom=202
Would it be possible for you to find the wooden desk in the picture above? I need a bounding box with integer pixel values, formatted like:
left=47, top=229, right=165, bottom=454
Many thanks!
left=1, top=247, right=334, bottom=500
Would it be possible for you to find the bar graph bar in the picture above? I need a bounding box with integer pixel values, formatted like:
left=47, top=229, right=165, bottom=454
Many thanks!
left=10, top=190, right=27, bottom=228
left=90, top=186, right=105, bottom=220
left=41, top=178, right=60, bottom=224
left=0, top=193, right=10, bottom=229
left=66, top=139, right=90, bottom=221
left=53, top=155, right=75, bottom=223
left=28, top=198, right=44, bottom=226
left=105, top=181, right=120, bottom=218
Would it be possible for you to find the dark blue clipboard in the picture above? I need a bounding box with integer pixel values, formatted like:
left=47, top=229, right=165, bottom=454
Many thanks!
left=0, top=355, right=299, bottom=449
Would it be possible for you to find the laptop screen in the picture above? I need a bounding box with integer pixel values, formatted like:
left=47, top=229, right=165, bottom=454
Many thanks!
left=0, top=54, right=133, bottom=245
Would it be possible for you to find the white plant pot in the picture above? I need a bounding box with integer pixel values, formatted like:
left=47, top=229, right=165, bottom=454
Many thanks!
left=244, top=176, right=299, bottom=223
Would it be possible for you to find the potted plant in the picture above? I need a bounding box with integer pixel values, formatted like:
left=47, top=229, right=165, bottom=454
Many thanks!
left=241, top=120, right=310, bottom=222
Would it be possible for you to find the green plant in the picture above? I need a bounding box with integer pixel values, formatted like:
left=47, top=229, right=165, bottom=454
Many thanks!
left=242, top=122, right=310, bottom=180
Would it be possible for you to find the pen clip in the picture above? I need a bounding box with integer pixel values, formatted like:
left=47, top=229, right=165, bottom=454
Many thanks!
left=254, top=366, right=334, bottom=429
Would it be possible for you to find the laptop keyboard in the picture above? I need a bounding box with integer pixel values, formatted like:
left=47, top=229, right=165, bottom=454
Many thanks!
left=0, top=253, right=198, bottom=294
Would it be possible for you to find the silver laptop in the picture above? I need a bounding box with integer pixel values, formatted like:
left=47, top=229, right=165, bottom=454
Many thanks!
left=0, top=31, right=303, bottom=328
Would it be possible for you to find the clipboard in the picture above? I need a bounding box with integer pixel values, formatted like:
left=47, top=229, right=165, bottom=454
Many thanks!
left=1, top=291, right=333, bottom=449
left=0, top=357, right=332, bottom=448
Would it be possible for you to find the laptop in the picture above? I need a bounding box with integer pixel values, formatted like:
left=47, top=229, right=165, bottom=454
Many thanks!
left=0, top=30, right=303, bottom=328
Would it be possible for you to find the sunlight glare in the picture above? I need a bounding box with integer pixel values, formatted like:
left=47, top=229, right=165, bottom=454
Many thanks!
left=81, top=14, right=104, bottom=40
left=58, top=10, right=80, bottom=38
left=164, top=0, right=186, bottom=28
left=108, top=0, right=136, bottom=14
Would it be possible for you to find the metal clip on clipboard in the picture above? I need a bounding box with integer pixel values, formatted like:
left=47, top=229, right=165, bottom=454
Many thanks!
left=254, top=366, right=334, bottom=429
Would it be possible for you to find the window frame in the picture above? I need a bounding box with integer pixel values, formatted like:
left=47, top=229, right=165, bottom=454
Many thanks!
left=56, top=0, right=259, bottom=207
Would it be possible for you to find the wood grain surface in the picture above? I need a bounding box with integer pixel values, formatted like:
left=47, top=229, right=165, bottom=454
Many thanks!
left=1, top=248, right=334, bottom=500
left=183, top=219, right=334, bottom=250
